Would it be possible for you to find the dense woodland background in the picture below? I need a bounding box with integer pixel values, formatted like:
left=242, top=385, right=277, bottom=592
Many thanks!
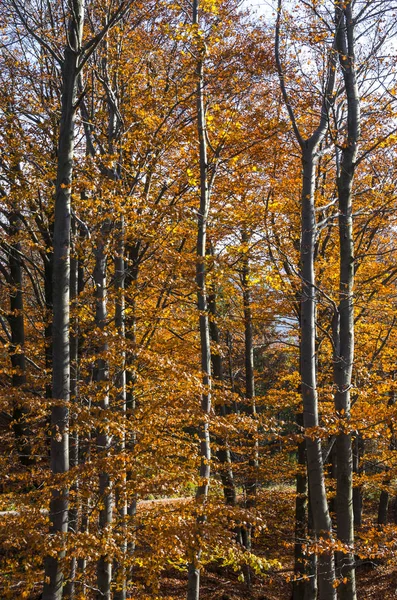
left=1, top=0, right=397, bottom=599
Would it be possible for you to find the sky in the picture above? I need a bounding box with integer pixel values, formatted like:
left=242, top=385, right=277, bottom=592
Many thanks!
left=243, top=0, right=277, bottom=20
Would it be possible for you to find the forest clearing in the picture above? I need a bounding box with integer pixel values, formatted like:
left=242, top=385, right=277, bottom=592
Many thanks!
left=1, top=0, right=397, bottom=598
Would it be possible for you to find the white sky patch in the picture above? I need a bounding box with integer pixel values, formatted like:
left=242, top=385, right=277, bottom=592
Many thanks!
left=242, top=0, right=277, bottom=22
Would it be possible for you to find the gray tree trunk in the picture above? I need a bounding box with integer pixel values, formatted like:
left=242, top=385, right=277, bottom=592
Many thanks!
left=94, top=222, right=113, bottom=600
left=352, top=434, right=363, bottom=527
left=44, top=251, right=54, bottom=402
left=125, top=242, right=139, bottom=550
left=207, top=256, right=236, bottom=507
left=275, top=3, right=337, bottom=595
left=377, top=391, right=396, bottom=526
left=8, top=211, right=31, bottom=465
left=241, top=232, right=255, bottom=409
left=64, top=223, right=79, bottom=600
left=76, top=219, right=90, bottom=592
left=43, top=3, right=85, bottom=598
left=334, top=3, right=360, bottom=597
left=187, top=2, right=212, bottom=598
left=240, top=229, right=258, bottom=587
left=114, top=218, right=128, bottom=600
left=306, top=500, right=318, bottom=600
left=301, top=150, right=336, bottom=600
left=226, top=331, right=238, bottom=413
left=292, top=414, right=315, bottom=600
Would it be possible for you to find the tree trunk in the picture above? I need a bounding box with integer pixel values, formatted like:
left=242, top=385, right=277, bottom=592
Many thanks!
left=43, top=3, right=84, bottom=598
left=378, top=491, right=389, bottom=526
left=275, top=5, right=337, bottom=594
left=207, top=268, right=236, bottom=507
left=301, top=150, right=336, bottom=600
left=125, top=242, right=139, bottom=560
left=240, top=229, right=258, bottom=587
left=94, top=222, right=113, bottom=600
left=8, top=211, right=31, bottom=465
left=377, top=391, right=396, bottom=526
left=226, top=331, right=238, bottom=413
left=64, top=224, right=79, bottom=600
left=305, top=499, right=318, bottom=600
left=187, top=2, right=212, bottom=597
left=77, top=221, right=90, bottom=590
left=114, top=217, right=127, bottom=600
left=352, top=434, right=363, bottom=527
left=293, top=414, right=314, bottom=600
left=333, top=4, right=360, bottom=597
left=44, top=252, right=54, bottom=401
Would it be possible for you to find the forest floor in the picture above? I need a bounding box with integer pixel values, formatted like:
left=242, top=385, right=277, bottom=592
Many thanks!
left=154, top=560, right=397, bottom=599
left=8, top=489, right=397, bottom=599
left=132, top=489, right=397, bottom=600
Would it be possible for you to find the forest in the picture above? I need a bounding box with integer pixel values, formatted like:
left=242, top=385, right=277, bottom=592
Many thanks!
left=1, top=0, right=397, bottom=599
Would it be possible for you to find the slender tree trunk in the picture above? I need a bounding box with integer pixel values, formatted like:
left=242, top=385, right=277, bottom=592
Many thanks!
left=352, top=434, right=363, bottom=527
left=301, top=150, right=336, bottom=600
left=377, top=391, right=396, bottom=526
left=378, top=491, right=389, bottom=526
left=226, top=331, right=238, bottom=413
left=43, top=3, right=84, bottom=598
left=76, top=222, right=90, bottom=591
left=329, top=442, right=337, bottom=516
left=187, top=2, right=212, bottom=598
left=306, top=499, right=318, bottom=600
left=94, top=222, right=113, bottom=600
left=393, top=496, right=397, bottom=525
left=114, top=217, right=127, bottom=600
left=241, top=232, right=255, bottom=409
left=275, top=5, right=337, bottom=594
left=64, top=225, right=79, bottom=600
left=125, top=242, right=139, bottom=559
left=293, top=414, right=314, bottom=600
left=333, top=4, right=359, bottom=597
left=240, top=229, right=258, bottom=587
left=207, top=265, right=236, bottom=507
left=8, top=211, right=31, bottom=465
left=241, top=232, right=257, bottom=488
left=44, top=252, right=54, bottom=401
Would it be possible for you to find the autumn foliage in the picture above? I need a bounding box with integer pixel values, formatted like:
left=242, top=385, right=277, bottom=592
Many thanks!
left=1, top=1, right=397, bottom=599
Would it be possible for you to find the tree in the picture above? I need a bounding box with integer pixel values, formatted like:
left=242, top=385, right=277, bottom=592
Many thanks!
left=1, top=1, right=397, bottom=599
left=275, top=1, right=337, bottom=596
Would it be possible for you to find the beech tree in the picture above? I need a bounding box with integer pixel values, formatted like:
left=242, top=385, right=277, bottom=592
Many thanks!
left=275, top=2, right=338, bottom=596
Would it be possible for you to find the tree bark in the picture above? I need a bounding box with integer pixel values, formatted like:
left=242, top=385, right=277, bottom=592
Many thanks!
left=187, top=2, right=212, bottom=597
left=293, top=414, right=314, bottom=600
left=275, top=4, right=337, bottom=594
left=240, top=229, right=258, bottom=587
left=8, top=211, right=31, bottom=465
left=125, top=241, right=139, bottom=552
left=352, top=434, right=363, bottom=527
left=44, top=251, right=54, bottom=401
left=76, top=220, right=90, bottom=591
left=63, top=223, right=79, bottom=600
left=94, top=221, right=113, bottom=600
left=377, top=391, right=396, bottom=526
left=114, top=217, right=128, bottom=600
left=43, top=3, right=85, bottom=598
left=301, top=150, right=336, bottom=600
left=333, top=3, right=360, bottom=597
left=207, top=260, right=236, bottom=507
